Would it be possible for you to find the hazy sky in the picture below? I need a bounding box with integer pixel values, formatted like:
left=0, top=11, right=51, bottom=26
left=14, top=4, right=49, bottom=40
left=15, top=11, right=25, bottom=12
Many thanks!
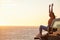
left=0, top=0, right=60, bottom=26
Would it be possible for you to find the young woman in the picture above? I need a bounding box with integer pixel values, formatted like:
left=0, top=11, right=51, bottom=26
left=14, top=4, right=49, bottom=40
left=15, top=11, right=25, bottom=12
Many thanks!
left=39, top=3, right=56, bottom=37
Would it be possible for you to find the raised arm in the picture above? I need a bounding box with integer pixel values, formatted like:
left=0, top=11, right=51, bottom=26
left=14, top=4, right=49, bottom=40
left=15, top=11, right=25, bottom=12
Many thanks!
left=49, top=5, right=50, bottom=13
left=51, top=3, right=53, bottom=13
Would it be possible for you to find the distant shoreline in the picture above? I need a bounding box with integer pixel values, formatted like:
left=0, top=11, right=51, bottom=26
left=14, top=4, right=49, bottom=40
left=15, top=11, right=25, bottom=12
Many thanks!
left=0, top=26, right=39, bottom=29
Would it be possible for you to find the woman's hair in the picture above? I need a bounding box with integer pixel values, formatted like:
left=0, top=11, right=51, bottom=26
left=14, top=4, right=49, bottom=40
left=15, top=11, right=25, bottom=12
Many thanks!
left=49, top=12, right=56, bottom=19
left=52, top=13, right=55, bottom=19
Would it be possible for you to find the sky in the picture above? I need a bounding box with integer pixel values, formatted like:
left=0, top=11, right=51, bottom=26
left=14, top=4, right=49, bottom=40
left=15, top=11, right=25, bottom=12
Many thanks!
left=0, top=0, right=60, bottom=26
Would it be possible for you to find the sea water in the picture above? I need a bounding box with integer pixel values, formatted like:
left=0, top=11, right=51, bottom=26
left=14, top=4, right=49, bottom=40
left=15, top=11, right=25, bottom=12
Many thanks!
left=0, top=27, right=39, bottom=40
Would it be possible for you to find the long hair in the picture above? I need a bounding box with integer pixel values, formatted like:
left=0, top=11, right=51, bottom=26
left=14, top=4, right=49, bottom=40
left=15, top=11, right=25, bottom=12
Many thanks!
left=49, top=12, right=56, bottom=19
left=52, top=12, right=55, bottom=19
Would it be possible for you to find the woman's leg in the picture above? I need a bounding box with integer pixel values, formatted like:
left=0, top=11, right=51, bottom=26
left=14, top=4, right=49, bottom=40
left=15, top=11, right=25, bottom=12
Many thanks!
left=39, top=25, right=48, bottom=37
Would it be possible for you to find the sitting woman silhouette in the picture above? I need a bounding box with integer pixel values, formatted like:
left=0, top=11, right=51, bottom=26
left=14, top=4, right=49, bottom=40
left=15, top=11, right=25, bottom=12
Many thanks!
left=39, top=3, right=56, bottom=37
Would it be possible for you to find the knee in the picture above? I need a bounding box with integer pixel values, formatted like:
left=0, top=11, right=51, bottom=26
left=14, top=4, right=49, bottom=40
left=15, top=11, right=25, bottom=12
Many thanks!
left=40, top=25, right=43, bottom=27
left=39, top=25, right=43, bottom=29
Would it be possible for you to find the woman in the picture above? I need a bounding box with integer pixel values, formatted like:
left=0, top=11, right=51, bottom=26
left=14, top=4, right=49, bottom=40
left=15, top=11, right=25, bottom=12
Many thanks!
left=39, top=3, right=56, bottom=37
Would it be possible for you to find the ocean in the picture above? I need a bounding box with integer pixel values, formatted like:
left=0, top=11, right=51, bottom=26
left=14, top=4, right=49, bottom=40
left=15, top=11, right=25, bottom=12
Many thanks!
left=0, top=26, right=39, bottom=40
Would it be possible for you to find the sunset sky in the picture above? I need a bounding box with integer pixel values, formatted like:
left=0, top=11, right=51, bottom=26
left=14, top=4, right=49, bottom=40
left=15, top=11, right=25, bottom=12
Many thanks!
left=0, top=0, right=60, bottom=26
